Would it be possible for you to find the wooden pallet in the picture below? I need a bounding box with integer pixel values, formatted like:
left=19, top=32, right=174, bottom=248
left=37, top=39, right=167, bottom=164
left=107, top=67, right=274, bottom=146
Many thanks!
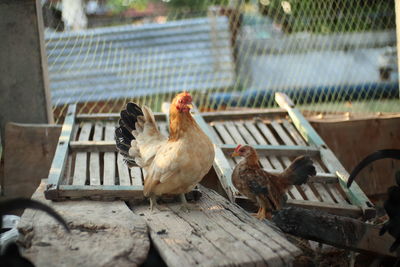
left=194, top=93, right=376, bottom=220
left=45, top=106, right=165, bottom=200
left=45, top=93, right=375, bottom=220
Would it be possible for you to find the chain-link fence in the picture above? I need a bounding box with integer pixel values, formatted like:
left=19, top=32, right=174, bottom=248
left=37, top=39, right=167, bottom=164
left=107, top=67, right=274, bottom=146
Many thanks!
left=42, top=0, right=399, bottom=122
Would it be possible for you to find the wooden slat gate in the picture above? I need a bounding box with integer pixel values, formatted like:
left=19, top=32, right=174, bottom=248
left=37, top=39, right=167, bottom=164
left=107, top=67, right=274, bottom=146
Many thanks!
left=45, top=106, right=169, bottom=200
left=45, top=93, right=375, bottom=220
left=194, top=93, right=375, bottom=220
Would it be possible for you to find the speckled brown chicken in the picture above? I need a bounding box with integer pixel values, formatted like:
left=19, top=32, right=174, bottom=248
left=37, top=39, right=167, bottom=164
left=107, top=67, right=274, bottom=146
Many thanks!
left=231, top=145, right=316, bottom=220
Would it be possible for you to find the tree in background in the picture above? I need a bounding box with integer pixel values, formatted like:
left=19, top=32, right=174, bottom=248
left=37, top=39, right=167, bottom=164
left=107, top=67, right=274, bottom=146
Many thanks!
left=258, top=0, right=395, bottom=33
left=107, top=0, right=150, bottom=13
left=107, top=0, right=230, bottom=17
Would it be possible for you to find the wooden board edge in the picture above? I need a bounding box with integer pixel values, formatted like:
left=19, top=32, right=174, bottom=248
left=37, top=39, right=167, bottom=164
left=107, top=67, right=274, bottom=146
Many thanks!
left=47, top=104, right=77, bottom=188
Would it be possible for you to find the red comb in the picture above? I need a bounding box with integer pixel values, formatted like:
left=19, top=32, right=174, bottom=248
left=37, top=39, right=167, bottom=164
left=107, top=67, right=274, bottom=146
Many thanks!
left=234, top=144, right=242, bottom=152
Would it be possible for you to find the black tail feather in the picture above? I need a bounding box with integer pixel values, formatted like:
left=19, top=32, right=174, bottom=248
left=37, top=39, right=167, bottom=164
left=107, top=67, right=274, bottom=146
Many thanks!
left=115, top=102, right=143, bottom=165
left=284, top=156, right=316, bottom=185
left=115, top=127, right=132, bottom=154
left=126, top=102, right=143, bottom=117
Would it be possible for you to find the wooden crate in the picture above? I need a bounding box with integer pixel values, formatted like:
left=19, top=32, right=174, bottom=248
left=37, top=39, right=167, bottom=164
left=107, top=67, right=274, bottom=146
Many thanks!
left=45, top=94, right=375, bottom=220
left=195, top=93, right=376, bottom=220
left=45, top=105, right=166, bottom=200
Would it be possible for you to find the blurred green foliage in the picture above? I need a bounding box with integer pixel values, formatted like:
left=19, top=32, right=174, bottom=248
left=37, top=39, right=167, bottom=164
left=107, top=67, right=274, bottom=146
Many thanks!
left=258, top=0, right=395, bottom=33
left=107, top=0, right=230, bottom=15
left=107, top=0, right=150, bottom=13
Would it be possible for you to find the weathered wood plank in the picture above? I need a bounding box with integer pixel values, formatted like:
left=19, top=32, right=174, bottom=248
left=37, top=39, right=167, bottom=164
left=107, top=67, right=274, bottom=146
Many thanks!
left=46, top=104, right=76, bottom=192
left=219, top=143, right=320, bottom=157
left=201, top=108, right=287, bottom=121
left=130, top=166, right=143, bottom=186
left=89, top=122, right=103, bottom=185
left=70, top=140, right=116, bottom=152
left=75, top=109, right=287, bottom=122
left=312, top=183, right=336, bottom=203
left=103, top=122, right=116, bottom=185
left=51, top=184, right=144, bottom=200
left=273, top=206, right=399, bottom=257
left=132, top=185, right=301, bottom=266
left=328, top=183, right=350, bottom=204
left=117, top=153, right=131, bottom=186
left=72, top=122, right=92, bottom=185
left=19, top=180, right=150, bottom=267
left=224, top=121, right=246, bottom=144
left=209, top=124, right=224, bottom=144
left=77, top=112, right=165, bottom=121
left=213, top=122, right=235, bottom=144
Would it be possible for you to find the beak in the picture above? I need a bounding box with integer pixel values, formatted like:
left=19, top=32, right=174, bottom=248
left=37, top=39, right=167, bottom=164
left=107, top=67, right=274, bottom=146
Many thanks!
left=186, top=103, right=193, bottom=109
left=231, top=151, right=240, bottom=157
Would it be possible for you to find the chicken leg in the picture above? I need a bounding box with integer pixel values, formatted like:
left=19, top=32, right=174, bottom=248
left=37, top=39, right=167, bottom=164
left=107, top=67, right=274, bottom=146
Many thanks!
left=179, top=193, right=201, bottom=212
left=149, top=195, right=168, bottom=212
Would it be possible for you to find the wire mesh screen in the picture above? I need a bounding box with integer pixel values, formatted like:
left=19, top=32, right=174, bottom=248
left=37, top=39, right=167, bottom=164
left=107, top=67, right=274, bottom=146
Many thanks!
left=42, top=0, right=399, bottom=122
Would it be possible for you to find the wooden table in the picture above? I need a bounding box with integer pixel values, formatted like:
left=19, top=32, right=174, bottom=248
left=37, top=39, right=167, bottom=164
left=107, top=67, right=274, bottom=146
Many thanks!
left=18, top=182, right=301, bottom=267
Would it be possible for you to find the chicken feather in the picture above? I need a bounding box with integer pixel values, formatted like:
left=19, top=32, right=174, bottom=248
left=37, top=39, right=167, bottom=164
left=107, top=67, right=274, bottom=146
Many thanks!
left=115, top=92, right=215, bottom=210
left=231, top=145, right=316, bottom=220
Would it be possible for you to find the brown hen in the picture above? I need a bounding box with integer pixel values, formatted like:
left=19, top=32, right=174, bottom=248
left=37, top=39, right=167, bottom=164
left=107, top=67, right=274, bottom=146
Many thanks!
left=231, top=145, right=316, bottom=219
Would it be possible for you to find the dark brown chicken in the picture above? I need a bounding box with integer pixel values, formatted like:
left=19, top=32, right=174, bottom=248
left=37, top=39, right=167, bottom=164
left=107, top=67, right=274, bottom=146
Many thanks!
left=231, top=145, right=316, bottom=220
